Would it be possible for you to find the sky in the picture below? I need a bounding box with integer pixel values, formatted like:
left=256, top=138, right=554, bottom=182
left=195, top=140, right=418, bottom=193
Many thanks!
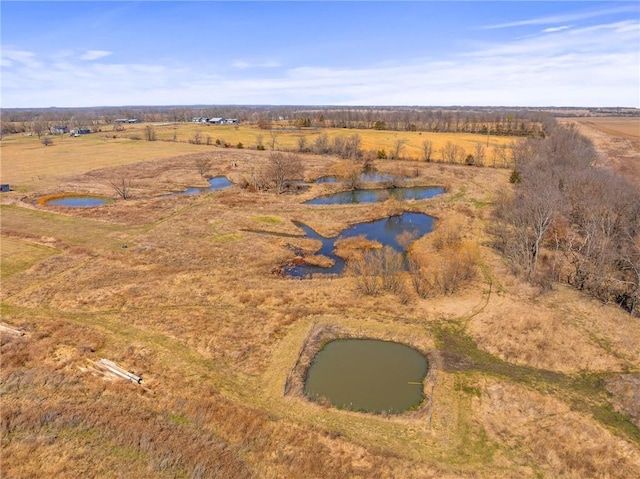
left=1, top=1, right=639, bottom=108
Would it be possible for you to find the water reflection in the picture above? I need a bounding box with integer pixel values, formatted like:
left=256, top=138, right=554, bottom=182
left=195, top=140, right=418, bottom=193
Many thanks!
left=286, top=212, right=435, bottom=277
left=305, top=186, right=444, bottom=205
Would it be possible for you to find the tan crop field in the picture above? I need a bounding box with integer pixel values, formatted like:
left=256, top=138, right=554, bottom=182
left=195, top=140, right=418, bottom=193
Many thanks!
left=559, top=116, right=640, bottom=186
left=1, top=127, right=639, bottom=478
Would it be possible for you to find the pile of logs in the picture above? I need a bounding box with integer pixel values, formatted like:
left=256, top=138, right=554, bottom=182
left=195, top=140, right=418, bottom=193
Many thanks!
left=97, top=358, right=142, bottom=384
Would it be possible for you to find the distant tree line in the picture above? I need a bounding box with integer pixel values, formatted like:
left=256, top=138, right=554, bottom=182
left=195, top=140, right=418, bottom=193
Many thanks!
left=0, top=106, right=556, bottom=138
left=492, top=119, right=640, bottom=316
left=3, top=105, right=636, bottom=139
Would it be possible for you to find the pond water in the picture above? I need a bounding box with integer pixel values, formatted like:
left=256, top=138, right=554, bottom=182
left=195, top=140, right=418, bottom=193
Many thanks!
left=314, top=171, right=398, bottom=184
left=305, top=186, right=444, bottom=205
left=45, top=196, right=109, bottom=207
left=165, top=176, right=233, bottom=196
left=286, top=212, right=435, bottom=277
left=304, top=339, right=428, bottom=413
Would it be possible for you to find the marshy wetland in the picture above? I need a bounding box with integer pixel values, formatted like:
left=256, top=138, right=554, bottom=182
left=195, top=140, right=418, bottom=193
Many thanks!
left=1, top=120, right=639, bottom=479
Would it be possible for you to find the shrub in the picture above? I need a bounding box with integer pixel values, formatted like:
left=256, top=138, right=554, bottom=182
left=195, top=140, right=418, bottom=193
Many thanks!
left=509, top=170, right=522, bottom=183
left=347, top=246, right=405, bottom=296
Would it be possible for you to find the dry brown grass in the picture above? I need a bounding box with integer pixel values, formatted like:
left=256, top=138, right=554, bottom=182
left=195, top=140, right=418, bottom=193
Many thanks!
left=478, top=380, right=640, bottom=479
left=0, top=122, right=514, bottom=191
left=1, top=130, right=638, bottom=478
left=560, top=116, right=640, bottom=186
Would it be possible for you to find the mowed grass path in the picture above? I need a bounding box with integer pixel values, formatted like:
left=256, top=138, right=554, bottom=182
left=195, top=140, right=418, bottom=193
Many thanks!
left=0, top=236, right=59, bottom=279
left=1, top=123, right=514, bottom=189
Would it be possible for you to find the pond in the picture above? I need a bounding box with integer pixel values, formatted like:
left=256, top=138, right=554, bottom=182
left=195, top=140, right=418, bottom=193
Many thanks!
left=314, top=171, right=400, bottom=184
left=44, top=196, right=110, bottom=208
left=286, top=212, right=435, bottom=277
left=304, top=186, right=444, bottom=205
left=165, top=176, right=233, bottom=196
left=304, top=339, right=428, bottom=413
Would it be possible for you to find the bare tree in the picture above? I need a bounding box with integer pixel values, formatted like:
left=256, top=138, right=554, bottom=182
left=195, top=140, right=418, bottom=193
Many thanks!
left=33, top=120, right=47, bottom=139
left=421, top=140, right=433, bottom=162
left=109, top=177, right=132, bottom=199
left=474, top=142, right=486, bottom=166
left=191, top=131, right=202, bottom=145
left=255, top=134, right=264, bottom=150
left=145, top=125, right=156, bottom=141
left=334, top=161, right=362, bottom=190
left=297, top=136, right=307, bottom=152
left=266, top=152, right=303, bottom=193
left=440, top=141, right=459, bottom=163
left=345, top=134, right=362, bottom=160
left=348, top=247, right=406, bottom=296
left=492, top=144, right=510, bottom=168
left=195, top=158, right=212, bottom=178
left=391, top=138, right=408, bottom=159
left=314, top=133, right=330, bottom=154
left=269, top=130, right=278, bottom=150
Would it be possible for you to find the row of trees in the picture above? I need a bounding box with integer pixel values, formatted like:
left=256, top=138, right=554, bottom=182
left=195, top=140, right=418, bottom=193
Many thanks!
left=2, top=106, right=556, bottom=138
left=493, top=121, right=640, bottom=315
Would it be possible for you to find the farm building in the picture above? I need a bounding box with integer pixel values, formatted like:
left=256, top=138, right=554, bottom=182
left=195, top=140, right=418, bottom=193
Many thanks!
left=50, top=125, right=69, bottom=135
left=70, top=128, right=91, bottom=136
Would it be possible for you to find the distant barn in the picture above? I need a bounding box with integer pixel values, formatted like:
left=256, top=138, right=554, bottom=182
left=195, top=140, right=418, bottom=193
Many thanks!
left=70, top=128, right=91, bottom=136
left=50, top=125, right=69, bottom=135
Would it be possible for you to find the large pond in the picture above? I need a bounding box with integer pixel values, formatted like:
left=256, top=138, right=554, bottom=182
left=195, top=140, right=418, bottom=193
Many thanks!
left=286, top=212, right=435, bottom=277
left=45, top=196, right=110, bottom=207
left=305, top=186, right=444, bottom=205
left=305, top=339, right=428, bottom=413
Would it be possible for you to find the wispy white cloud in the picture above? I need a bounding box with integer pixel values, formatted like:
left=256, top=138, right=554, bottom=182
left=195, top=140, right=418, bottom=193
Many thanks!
left=542, top=25, right=571, bottom=33
left=1, top=48, right=42, bottom=69
left=80, top=50, right=112, bottom=61
left=482, top=5, right=637, bottom=29
left=2, top=16, right=638, bottom=108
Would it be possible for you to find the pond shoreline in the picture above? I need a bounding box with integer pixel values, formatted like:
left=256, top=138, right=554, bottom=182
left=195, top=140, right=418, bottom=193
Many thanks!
left=284, top=321, right=440, bottom=418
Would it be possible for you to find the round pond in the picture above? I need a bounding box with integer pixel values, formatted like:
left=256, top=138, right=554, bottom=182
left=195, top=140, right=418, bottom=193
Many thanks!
left=304, top=339, right=428, bottom=413
left=45, top=196, right=109, bottom=207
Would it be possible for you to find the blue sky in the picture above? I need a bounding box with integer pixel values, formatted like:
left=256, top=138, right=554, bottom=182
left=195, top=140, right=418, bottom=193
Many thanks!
left=2, top=1, right=639, bottom=108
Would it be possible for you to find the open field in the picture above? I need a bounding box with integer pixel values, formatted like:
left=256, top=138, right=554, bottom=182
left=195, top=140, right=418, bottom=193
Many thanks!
left=1, top=130, right=639, bottom=478
left=559, top=116, right=640, bottom=186
left=0, top=123, right=514, bottom=191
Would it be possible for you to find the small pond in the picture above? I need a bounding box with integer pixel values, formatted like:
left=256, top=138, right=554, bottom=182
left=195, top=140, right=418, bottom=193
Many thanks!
left=286, top=212, right=435, bottom=277
left=45, top=196, right=110, bottom=208
left=305, top=186, right=444, bottom=205
left=165, top=176, right=233, bottom=196
left=304, top=339, right=428, bottom=413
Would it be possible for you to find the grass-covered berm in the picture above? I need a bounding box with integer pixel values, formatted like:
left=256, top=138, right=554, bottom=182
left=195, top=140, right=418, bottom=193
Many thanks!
left=1, top=127, right=639, bottom=478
